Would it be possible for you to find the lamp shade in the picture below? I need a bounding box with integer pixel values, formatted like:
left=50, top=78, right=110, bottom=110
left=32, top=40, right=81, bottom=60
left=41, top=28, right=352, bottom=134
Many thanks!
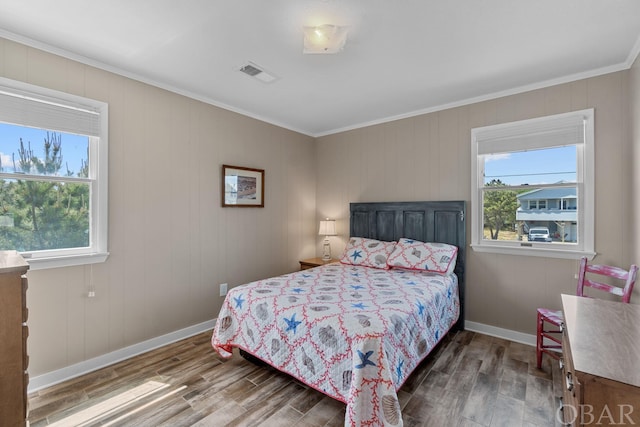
left=318, top=219, right=337, bottom=236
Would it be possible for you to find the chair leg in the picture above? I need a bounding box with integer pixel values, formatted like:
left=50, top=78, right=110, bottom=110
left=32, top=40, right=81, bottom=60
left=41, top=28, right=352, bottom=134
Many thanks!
left=536, top=311, right=544, bottom=369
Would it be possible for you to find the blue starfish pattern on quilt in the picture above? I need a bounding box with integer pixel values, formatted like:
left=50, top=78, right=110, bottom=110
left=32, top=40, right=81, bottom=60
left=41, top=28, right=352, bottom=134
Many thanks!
left=284, top=313, right=302, bottom=333
left=233, top=295, right=245, bottom=309
left=350, top=250, right=363, bottom=262
left=355, top=350, right=376, bottom=369
left=395, top=359, right=404, bottom=382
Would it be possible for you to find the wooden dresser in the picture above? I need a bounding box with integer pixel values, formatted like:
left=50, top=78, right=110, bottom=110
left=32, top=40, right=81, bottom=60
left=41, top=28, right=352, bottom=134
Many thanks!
left=0, top=250, right=30, bottom=427
left=560, top=294, right=640, bottom=426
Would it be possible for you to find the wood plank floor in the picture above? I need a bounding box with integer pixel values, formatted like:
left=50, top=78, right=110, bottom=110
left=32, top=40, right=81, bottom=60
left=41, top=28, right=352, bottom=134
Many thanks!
left=27, top=330, right=564, bottom=427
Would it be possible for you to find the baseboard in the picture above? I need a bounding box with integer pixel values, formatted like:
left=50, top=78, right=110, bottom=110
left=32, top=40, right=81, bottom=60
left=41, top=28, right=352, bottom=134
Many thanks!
left=465, top=320, right=536, bottom=347
left=29, top=319, right=533, bottom=393
left=28, top=319, right=216, bottom=393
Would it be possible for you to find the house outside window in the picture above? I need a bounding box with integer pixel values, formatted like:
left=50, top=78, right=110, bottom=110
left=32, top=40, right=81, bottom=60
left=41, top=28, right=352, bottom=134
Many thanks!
left=0, top=77, right=108, bottom=270
left=470, top=109, right=595, bottom=259
left=516, top=187, right=577, bottom=242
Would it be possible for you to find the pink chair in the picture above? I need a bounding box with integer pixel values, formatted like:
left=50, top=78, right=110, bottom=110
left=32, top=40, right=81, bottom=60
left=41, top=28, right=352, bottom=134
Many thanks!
left=536, top=256, right=638, bottom=369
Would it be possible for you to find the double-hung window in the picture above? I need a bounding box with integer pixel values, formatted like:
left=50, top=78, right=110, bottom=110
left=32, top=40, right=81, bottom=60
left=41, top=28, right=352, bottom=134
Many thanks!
left=470, top=109, right=594, bottom=259
left=0, top=77, right=108, bottom=269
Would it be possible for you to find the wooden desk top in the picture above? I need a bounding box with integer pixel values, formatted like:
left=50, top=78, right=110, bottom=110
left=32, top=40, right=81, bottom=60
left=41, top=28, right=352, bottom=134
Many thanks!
left=562, top=294, right=640, bottom=388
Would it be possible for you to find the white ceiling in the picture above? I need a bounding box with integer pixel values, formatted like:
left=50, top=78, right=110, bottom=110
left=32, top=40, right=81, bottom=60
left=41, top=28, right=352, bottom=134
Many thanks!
left=1, top=1, right=639, bottom=137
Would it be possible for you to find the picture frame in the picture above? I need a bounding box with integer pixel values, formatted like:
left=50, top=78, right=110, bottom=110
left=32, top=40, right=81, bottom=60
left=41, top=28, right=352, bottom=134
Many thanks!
left=221, top=164, right=265, bottom=207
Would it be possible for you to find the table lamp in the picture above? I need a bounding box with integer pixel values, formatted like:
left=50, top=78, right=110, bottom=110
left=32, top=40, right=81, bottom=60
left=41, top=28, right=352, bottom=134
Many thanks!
left=318, top=219, right=337, bottom=261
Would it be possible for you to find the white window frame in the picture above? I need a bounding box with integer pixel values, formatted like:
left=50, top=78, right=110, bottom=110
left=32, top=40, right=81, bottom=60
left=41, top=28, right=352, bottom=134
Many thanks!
left=470, top=109, right=595, bottom=260
left=0, top=77, right=108, bottom=270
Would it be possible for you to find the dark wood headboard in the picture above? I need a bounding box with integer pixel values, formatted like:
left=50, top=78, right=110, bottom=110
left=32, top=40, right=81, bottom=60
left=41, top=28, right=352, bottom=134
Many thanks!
left=350, top=201, right=466, bottom=330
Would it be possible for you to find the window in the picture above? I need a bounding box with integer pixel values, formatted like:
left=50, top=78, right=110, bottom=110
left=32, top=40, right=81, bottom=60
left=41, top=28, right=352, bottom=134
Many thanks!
left=0, top=77, right=108, bottom=269
left=470, top=109, right=594, bottom=259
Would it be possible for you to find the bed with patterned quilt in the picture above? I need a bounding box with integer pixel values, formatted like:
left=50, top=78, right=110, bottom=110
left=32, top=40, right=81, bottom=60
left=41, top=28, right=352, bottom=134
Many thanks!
left=211, top=201, right=466, bottom=427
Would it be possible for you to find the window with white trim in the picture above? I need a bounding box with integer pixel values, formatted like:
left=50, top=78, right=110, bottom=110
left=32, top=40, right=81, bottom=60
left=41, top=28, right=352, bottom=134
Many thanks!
left=0, top=77, right=108, bottom=269
left=471, top=109, right=594, bottom=259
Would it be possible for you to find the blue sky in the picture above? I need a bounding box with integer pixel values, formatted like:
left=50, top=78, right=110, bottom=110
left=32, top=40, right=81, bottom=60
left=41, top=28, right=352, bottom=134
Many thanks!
left=0, top=123, right=88, bottom=177
left=484, top=145, right=576, bottom=186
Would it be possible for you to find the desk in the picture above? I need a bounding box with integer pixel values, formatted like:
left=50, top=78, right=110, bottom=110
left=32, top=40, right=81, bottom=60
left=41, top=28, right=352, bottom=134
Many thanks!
left=560, top=294, right=640, bottom=426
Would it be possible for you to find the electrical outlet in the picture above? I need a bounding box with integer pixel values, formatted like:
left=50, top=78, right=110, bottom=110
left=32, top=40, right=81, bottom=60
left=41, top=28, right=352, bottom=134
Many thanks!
left=88, top=291, right=96, bottom=298
left=219, top=283, right=228, bottom=296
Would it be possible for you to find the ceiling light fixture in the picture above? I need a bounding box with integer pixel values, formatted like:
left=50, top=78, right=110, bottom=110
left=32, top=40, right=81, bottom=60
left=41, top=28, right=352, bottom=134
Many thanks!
left=303, top=24, right=348, bottom=54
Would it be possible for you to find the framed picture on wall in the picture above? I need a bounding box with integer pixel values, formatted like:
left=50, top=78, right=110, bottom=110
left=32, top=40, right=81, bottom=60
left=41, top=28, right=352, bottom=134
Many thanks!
left=222, top=164, right=265, bottom=207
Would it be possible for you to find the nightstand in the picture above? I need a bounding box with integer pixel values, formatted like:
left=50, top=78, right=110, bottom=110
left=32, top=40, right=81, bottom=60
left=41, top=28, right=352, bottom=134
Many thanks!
left=299, top=257, right=339, bottom=270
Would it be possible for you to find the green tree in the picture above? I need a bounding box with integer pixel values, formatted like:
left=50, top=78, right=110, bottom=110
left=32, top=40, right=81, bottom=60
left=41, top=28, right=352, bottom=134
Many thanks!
left=483, top=179, right=518, bottom=240
left=15, top=134, right=62, bottom=247
left=0, top=132, right=89, bottom=251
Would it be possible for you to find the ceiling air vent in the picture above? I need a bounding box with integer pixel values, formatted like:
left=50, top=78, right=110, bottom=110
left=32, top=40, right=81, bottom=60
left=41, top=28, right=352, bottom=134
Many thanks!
left=238, top=62, right=278, bottom=83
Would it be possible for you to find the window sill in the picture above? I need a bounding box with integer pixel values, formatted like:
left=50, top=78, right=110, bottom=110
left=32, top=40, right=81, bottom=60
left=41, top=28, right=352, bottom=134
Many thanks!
left=23, top=252, right=109, bottom=270
left=470, top=244, right=595, bottom=260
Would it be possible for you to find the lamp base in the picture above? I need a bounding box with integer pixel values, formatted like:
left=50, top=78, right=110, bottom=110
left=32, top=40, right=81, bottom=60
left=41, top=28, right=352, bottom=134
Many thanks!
left=322, top=237, right=332, bottom=261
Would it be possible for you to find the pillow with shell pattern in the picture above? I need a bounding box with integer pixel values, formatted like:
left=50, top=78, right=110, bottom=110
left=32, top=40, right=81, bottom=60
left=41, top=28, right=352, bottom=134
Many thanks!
left=387, top=238, right=458, bottom=274
left=339, top=237, right=396, bottom=269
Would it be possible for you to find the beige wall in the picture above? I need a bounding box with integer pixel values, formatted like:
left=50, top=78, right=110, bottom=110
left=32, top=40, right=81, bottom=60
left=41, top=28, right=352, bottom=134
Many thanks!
left=0, top=37, right=317, bottom=376
left=630, top=55, right=640, bottom=265
left=317, top=71, right=636, bottom=335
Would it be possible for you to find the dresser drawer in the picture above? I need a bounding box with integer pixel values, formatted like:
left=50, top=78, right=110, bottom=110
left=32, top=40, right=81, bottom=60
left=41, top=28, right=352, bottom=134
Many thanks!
left=22, top=325, right=29, bottom=371
left=23, top=371, right=29, bottom=420
left=22, top=277, right=28, bottom=323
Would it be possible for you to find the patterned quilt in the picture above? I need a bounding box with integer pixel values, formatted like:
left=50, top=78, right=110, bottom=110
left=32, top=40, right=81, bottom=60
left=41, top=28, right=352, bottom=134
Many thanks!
left=211, top=263, right=459, bottom=426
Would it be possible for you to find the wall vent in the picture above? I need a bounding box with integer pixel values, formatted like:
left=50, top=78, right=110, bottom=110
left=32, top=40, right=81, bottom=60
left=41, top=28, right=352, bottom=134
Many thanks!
left=238, top=62, right=278, bottom=83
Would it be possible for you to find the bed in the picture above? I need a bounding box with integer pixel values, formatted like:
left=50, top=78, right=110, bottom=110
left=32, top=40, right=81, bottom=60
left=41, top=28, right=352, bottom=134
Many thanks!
left=211, top=201, right=466, bottom=426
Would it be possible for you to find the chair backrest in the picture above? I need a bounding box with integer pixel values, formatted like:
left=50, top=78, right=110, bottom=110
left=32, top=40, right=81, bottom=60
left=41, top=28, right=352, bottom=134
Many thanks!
left=576, top=257, right=639, bottom=303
